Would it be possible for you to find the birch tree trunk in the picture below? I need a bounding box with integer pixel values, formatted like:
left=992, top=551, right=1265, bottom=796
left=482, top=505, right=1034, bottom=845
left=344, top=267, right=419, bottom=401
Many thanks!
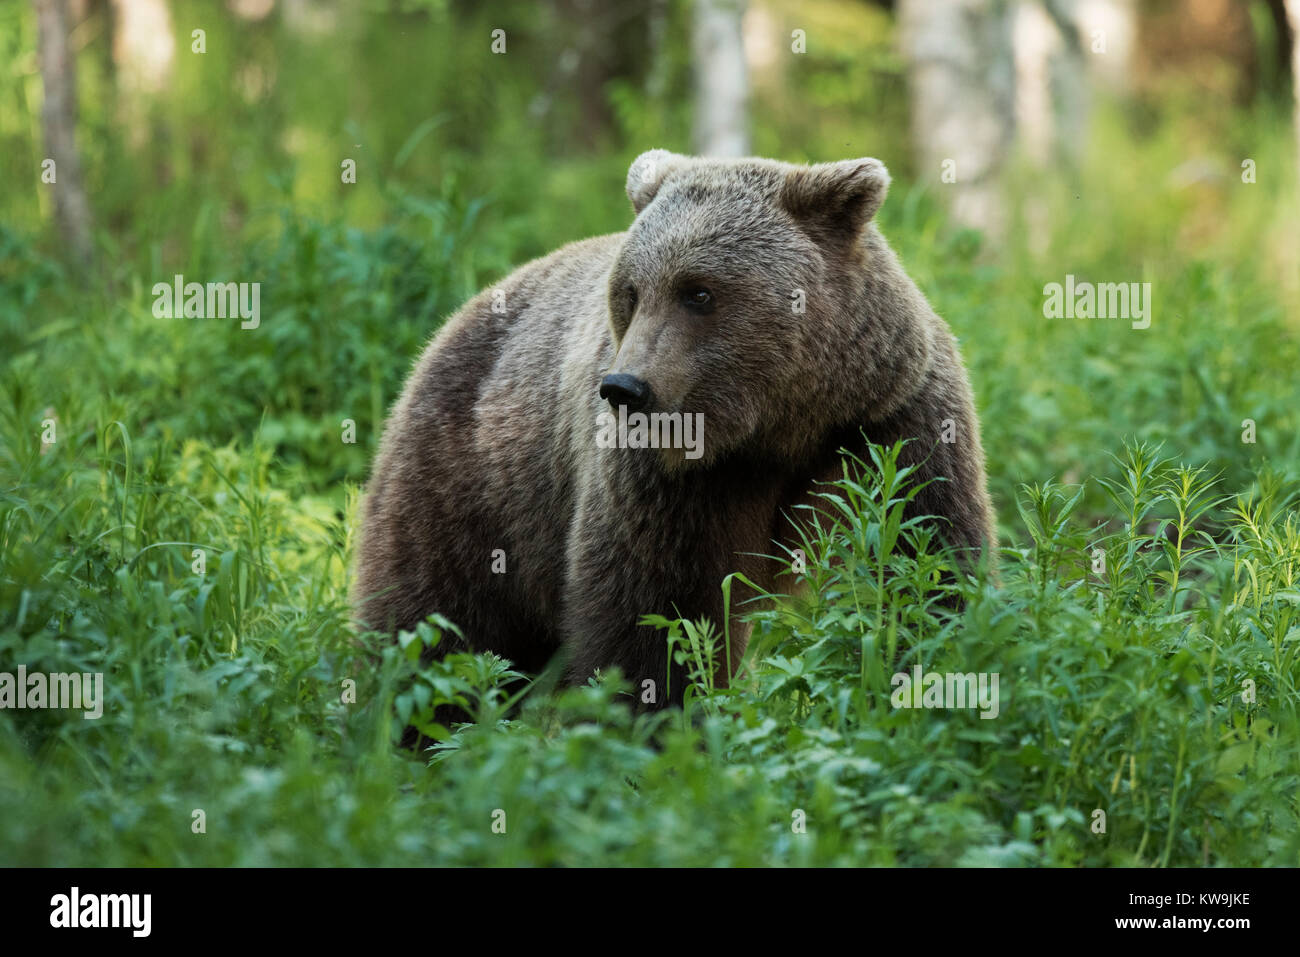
left=898, top=0, right=1016, bottom=239
left=692, top=0, right=750, bottom=157
left=34, top=0, right=94, bottom=271
left=110, top=0, right=174, bottom=96
left=1285, top=0, right=1300, bottom=189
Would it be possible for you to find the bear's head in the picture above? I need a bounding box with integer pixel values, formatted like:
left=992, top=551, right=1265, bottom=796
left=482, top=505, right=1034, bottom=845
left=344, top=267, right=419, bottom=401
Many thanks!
left=603, top=150, right=931, bottom=471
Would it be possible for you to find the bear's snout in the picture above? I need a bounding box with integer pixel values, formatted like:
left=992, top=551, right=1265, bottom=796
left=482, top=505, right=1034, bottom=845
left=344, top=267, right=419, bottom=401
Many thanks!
left=599, top=373, right=653, bottom=413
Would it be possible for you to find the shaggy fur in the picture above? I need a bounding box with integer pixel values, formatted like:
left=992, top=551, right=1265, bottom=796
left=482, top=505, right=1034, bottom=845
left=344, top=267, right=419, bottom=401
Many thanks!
left=353, top=150, right=995, bottom=705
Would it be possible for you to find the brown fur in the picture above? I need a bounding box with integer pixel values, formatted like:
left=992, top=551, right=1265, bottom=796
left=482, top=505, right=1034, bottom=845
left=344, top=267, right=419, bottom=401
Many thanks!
left=353, top=150, right=996, bottom=707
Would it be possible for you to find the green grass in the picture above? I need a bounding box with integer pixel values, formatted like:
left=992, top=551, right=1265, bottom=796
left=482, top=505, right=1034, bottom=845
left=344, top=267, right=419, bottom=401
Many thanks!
left=3, top=412, right=1298, bottom=864
left=3, top=1, right=1299, bottom=866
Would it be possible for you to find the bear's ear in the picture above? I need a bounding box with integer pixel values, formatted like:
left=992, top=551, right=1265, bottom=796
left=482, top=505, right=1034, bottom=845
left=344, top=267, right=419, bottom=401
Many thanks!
left=626, top=149, right=690, bottom=215
left=780, top=158, right=890, bottom=244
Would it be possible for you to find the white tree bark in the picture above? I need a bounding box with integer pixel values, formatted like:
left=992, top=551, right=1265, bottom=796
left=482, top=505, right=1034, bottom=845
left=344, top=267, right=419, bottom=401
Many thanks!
left=1285, top=0, right=1300, bottom=188
left=1072, top=0, right=1136, bottom=92
left=34, top=0, right=94, bottom=271
left=693, top=0, right=750, bottom=157
left=898, top=0, right=1016, bottom=238
left=110, top=0, right=175, bottom=96
left=1014, top=0, right=1062, bottom=168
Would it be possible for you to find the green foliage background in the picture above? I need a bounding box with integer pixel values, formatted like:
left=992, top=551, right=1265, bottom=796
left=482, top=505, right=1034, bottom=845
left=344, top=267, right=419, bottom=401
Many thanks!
left=1, top=0, right=1298, bottom=865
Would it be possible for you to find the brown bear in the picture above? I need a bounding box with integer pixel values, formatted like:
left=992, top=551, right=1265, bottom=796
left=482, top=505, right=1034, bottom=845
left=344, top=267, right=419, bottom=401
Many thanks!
left=353, top=150, right=995, bottom=707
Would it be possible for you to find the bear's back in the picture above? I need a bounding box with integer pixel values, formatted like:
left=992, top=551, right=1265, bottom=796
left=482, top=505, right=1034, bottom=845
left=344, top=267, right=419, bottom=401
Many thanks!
left=353, top=233, right=625, bottom=652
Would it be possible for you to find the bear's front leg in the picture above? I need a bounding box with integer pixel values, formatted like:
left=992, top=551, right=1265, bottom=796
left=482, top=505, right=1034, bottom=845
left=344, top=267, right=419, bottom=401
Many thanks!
left=562, top=586, right=692, bottom=709
left=561, top=466, right=762, bottom=708
left=562, top=517, right=698, bottom=708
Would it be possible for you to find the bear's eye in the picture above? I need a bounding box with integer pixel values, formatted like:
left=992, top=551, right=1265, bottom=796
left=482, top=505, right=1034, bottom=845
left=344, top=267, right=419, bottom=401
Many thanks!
left=681, top=286, right=715, bottom=314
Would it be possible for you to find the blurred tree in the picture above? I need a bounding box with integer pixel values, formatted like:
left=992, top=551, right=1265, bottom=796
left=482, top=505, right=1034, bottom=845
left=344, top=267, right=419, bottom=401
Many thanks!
left=693, top=0, right=749, bottom=156
left=1000, top=0, right=1141, bottom=171
left=1135, top=0, right=1258, bottom=104
left=1263, top=0, right=1296, bottom=98
left=1014, top=0, right=1086, bottom=171
left=526, top=0, right=658, bottom=153
left=109, top=0, right=175, bottom=148
left=110, top=0, right=174, bottom=96
left=33, top=0, right=94, bottom=271
left=1286, top=0, right=1300, bottom=185
left=1072, top=0, right=1137, bottom=94
left=898, top=0, right=1016, bottom=238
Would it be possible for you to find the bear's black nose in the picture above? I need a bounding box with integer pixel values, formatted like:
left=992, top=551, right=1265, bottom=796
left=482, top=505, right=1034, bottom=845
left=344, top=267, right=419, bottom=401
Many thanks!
left=599, top=373, right=652, bottom=413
